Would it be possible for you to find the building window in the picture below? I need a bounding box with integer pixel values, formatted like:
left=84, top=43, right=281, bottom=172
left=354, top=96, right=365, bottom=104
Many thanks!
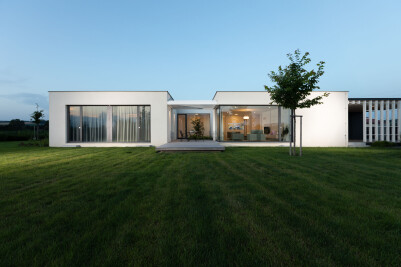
left=176, top=113, right=211, bottom=139
left=67, top=105, right=151, bottom=142
left=218, top=106, right=291, bottom=142
left=82, top=106, right=108, bottom=142
left=112, top=106, right=151, bottom=142
left=68, top=106, right=81, bottom=142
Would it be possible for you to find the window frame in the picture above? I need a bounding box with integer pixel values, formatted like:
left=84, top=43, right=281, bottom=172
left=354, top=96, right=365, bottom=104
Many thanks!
left=217, top=104, right=291, bottom=142
left=66, top=105, right=151, bottom=143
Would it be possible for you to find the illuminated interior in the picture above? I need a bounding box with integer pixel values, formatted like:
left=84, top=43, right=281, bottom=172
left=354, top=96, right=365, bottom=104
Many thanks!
left=177, top=113, right=211, bottom=138
left=219, top=106, right=291, bottom=142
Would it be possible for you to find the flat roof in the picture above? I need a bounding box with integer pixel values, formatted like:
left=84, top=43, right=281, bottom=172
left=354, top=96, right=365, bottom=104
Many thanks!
left=349, top=98, right=401, bottom=101
left=48, top=90, right=171, bottom=92
left=168, top=100, right=217, bottom=109
left=48, top=90, right=174, bottom=100
left=212, top=90, right=348, bottom=99
left=47, top=90, right=372, bottom=103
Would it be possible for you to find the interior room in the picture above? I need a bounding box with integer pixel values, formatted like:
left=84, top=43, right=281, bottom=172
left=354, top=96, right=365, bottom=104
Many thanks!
left=219, top=106, right=291, bottom=142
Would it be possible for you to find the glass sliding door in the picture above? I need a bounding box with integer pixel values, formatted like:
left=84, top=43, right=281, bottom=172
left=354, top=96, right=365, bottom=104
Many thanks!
left=112, top=106, right=138, bottom=142
left=82, top=106, right=108, bottom=142
left=186, top=114, right=211, bottom=137
left=68, top=106, right=81, bottom=142
left=177, top=114, right=187, bottom=139
left=176, top=113, right=211, bottom=139
left=138, top=106, right=151, bottom=142
left=280, top=108, right=291, bottom=142
left=67, top=105, right=151, bottom=143
left=112, top=106, right=151, bottom=142
left=219, top=105, right=291, bottom=142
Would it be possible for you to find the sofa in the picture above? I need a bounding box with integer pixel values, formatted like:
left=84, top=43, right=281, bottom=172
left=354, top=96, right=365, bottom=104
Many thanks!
left=248, top=130, right=266, bottom=141
left=232, top=133, right=244, bottom=141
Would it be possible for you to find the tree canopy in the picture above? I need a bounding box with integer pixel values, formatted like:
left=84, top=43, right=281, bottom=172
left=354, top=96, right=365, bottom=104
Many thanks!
left=264, top=49, right=328, bottom=110
left=30, top=105, right=45, bottom=125
left=8, top=119, right=25, bottom=131
left=191, top=118, right=204, bottom=138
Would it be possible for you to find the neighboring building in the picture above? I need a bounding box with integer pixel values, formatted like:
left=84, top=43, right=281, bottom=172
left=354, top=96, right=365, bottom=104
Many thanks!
left=48, top=91, right=400, bottom=147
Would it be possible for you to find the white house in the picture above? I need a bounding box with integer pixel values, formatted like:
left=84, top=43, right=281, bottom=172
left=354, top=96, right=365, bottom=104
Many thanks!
left=48, top=91, right=400, bottom=147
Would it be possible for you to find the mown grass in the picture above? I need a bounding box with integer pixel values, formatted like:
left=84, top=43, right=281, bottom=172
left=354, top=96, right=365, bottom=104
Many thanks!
left=0, top=142, right=400, bottom=266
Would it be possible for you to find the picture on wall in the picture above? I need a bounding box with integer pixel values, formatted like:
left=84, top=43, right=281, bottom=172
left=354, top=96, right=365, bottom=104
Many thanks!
left=228, top=123, right=244, bottom=130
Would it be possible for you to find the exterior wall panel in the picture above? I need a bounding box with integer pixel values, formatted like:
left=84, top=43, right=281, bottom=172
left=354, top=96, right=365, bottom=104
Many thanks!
left=49, top=91, right=169, bottom=147
left=214, top=91, right=348, bottom=147
left=50, top=90, right=349, bottom=148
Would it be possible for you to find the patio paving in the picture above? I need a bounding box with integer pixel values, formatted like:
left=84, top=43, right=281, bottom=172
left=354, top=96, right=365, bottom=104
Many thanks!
left=155, top=140, right=225, bottom=152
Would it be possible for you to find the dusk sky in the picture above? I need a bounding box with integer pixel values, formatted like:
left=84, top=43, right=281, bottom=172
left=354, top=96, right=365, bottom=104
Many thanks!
left=1, top=0, right=400, bottom=120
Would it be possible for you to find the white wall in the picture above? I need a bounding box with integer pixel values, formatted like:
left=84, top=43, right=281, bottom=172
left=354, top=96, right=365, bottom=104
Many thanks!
left=213, top=91, right=273, bottom=105
left=295, top=92, right=348, bottom=147
left=49, top=91, right=169, bottom=147
left=50, top=90, right=349, bottom=147
left=214, top=91, right=348, bottom=147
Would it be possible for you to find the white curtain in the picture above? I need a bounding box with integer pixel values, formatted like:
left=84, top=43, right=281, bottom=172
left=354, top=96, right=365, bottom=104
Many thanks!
left=113, top=106, right=151, bottom=142
left=82, top=106, right=107, bottom=142
left=113, top=106, right=138, bottom=142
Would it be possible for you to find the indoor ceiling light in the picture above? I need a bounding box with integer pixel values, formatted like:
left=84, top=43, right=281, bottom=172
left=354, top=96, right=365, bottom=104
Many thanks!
left=243, top=116, right=249, bottom=120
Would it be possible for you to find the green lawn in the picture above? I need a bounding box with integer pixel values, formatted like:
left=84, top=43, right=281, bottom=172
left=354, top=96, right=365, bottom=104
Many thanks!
left=1, top=142, right=401, bottom=266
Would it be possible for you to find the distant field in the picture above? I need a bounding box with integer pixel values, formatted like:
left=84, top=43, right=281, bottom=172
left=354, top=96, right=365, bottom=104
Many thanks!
left=0, top=129, right=47, bottom=141
left=0, top=142, right=400, bottom=266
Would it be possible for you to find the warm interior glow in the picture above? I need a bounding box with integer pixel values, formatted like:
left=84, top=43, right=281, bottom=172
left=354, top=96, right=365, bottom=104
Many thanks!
left=219, top=106, right=291, bottom=142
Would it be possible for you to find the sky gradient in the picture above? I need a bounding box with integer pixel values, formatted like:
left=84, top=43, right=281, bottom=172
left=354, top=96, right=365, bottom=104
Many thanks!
left=1, top=0, right=401, bottom=120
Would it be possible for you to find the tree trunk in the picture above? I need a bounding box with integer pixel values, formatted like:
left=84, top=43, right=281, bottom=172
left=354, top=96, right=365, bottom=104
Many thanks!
left=289, top=110, right=293, bottom=156
left=290, top=109, right=296, bottom=156
left=300, top=115, right=302, bottom=157
left=293, top=110, right=296, bottom=156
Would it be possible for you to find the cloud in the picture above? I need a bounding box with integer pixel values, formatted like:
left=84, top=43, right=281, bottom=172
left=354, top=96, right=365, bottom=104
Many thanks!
left=0, top=77, right=29, bottom=84
left=0, top=68, right=29, bottom=85
left=0, top=93, right=48, bottom=109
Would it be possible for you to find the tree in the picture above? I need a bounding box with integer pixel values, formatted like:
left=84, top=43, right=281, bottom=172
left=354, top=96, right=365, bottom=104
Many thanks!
left=191, top=118, right=204, bottom=139
left=30, top=104, right=45, bottom=140
left=264, top=49, right=328, bottom=156
left=8, top=119, right=25, bottom=132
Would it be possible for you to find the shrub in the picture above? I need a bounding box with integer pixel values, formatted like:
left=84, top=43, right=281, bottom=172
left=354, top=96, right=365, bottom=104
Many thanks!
left=0, top=128, right=48, bottom=142
left=8, top=119, right=25, bottom=131
left=19, top=138, right=49, bottom=147
left=371, top=141, right=396, bottom=147
left=187, top=135, right=213, bottom=140
left=0, top=132, right=32, bottom=141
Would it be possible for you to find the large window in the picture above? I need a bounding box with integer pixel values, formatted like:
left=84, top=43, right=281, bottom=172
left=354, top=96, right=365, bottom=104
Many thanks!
left=112, top=106, right=151, bottom=142
left=82, top=106, right=107, bottom=142
left=68, top=106, right=81, bottom=142
left=67, top=105, right=151, bottom=142
left=218, top=106, right=291, bottom=142
left=177, top=113, right=211, bottom=139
